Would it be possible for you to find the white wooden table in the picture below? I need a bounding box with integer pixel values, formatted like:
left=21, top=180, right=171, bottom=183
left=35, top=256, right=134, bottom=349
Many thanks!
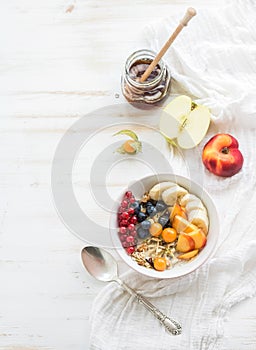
left=1, top=1, right=255, bottom=349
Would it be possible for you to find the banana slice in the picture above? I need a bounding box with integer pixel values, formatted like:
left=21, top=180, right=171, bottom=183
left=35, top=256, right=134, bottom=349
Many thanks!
left=180, top=193, right=206, bottom=214
left=162, top=185, right=188, bottom=206
left=149, top=181, right=177, bottom=200
left=188, top=209, right=209, bottom=234
left=186, top=199, right=206, bottom=213
left=180, top=194, right=198, bottom=206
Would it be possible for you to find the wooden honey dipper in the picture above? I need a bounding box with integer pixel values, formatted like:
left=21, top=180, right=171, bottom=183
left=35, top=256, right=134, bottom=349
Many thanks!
left=140, top=8, right=197, bottom=83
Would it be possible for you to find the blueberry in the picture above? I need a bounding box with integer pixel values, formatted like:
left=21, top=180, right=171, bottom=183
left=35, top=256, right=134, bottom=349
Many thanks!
left=134, top=207, right=140, bottom=215
left=155, top=201, right=166, bottom=212
left=158, top=215, right=169, bottom=227
left=137, top=227, right=149, bottom=239
left=130, top=201, right=140, bottom=209
left=146, top=205, right=155, bottom=215
left=149, top=207, right=157, bottom=217
left=141, top=220, right=151, bottom=230
left=137, top=212, right=147, bottom=223
left=130, top=201, right=142, bottom=215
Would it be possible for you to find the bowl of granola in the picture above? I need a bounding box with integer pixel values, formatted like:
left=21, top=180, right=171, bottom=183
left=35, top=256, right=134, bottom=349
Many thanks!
left=110, top=174, right=219, bottom=279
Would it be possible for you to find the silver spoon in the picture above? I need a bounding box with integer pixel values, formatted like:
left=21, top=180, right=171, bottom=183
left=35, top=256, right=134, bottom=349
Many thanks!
left=81, top=246, right=182, bottom=335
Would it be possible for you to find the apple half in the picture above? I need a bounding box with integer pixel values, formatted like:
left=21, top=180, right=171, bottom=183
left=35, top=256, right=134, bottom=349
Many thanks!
left=160, top=95, right=211, bottom=149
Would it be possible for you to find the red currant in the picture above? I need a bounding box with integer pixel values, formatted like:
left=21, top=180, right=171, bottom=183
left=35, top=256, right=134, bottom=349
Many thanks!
left=129, top=197, right=135, bottom=204
left=128, top=223, right=135, bottom=231
left=128, top=207, right=135, bottom=215
left=126, top=235, right=134, bottom=243
left=125, top=191, right=132, bottom=199
left=120, top=235, right=127, bottom=242
left=119, top=220, right=128, bottom=227
left=122, top=241, right=129, bottom=248
left=130, top=216, right=138, bottom=224
left=126, top=246, right=135, bottom=255
left=121, top=212, right=129, bottom=220
left=119, top=226, right=127, bottom=234
left=130, top=230, right=137, bottom=237
left=121, top=200, right=128, bottom=208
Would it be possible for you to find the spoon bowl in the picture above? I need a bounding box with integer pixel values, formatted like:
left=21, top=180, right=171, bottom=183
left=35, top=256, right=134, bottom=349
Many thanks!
left=81, top=246, right=117, bottom=282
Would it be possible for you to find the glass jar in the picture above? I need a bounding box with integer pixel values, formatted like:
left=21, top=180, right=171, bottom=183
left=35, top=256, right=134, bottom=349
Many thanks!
left=121, top=49, right=171, bottom=104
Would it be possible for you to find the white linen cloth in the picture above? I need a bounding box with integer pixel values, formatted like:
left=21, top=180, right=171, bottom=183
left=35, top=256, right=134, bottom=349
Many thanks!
left=89, top=1, right=256, bottom=349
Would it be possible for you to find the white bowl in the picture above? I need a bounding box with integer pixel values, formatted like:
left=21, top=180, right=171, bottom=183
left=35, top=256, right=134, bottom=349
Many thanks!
left=110, top=174, right=219, bottom=279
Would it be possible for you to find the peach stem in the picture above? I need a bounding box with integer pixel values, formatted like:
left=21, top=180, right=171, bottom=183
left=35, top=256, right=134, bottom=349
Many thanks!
left=221, top=147, right=229, bottom=154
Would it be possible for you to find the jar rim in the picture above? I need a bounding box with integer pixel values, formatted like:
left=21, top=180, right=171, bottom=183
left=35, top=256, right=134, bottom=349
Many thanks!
left=125, top=49, right=165, bottom=88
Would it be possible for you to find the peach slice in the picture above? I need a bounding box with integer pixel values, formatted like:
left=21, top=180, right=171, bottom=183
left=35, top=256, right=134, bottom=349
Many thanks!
left=170, top=203, right=187, bottom=221
left=178, top=249, right=199, bottom=260
left=188, top=229, right=207, bottom=249
left=172, top=215, right=198, bottom=234
left=176, top=233, right=195, bottom=253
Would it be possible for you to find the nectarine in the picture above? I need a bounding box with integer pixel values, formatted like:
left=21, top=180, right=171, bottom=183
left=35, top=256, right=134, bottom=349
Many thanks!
left=170, top=203, right=187, bottom=221
left=202, top=134, right=243, bottom=177
left=172, top=215, right=198, bottom=234
left=178, top=249, right=199, bottom=260
left=176, top=233, right=195, bottom=253
left=188, top=229, right=207, bottom=249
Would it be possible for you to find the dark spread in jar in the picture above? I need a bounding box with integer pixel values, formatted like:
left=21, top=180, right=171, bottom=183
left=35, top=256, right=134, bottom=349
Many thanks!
left=129, top=59, right=161, bottom=82
left=121, top=49, right=171, bottom=104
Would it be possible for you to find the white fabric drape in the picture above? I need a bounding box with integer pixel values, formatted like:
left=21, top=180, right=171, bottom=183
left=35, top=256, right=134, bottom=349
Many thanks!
left=89, top=1, right=256, bottom=349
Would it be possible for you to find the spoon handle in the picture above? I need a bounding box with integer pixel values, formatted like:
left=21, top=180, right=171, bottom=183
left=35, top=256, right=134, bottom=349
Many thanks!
left=116, top=278, right=182, bottom=335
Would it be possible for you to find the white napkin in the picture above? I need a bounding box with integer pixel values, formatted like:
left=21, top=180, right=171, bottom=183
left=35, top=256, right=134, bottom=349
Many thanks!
left=89, top=1, right=256, bottom=348
left=90, top=241, right=256, bottom=350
